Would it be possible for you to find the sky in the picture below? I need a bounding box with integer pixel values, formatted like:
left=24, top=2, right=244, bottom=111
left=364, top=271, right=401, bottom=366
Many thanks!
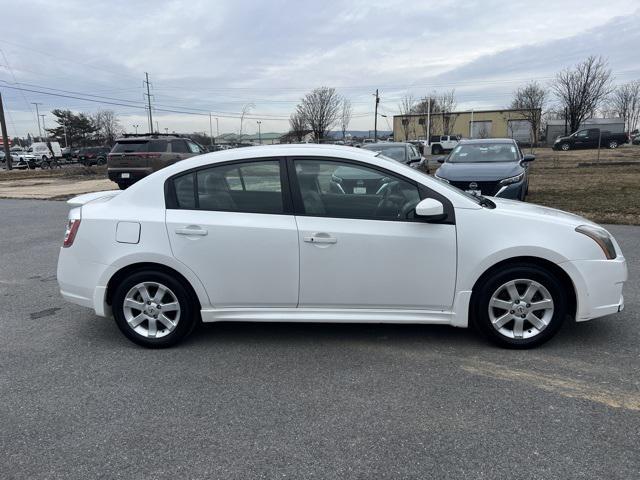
left=1, top=0, right=639, bottom=138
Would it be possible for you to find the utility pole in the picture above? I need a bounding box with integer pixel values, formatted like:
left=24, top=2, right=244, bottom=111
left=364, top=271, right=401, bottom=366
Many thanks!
left=257, top=120, right=262, bottom=144
left=215, top=117, right=219, bottom=137
left=373, top=89, right=379, bottom=142
left=62, top=122, right=68, bottom=147
left=426, top=96, right=431, bottom=142
left=209, top=113, right=214, bottom=146
left=144, top=72, right=153, bottom=134
left=155, top=121, right=159, bottom=134
left=32, top=102, right=42, bottom=139
left=132, top=124, right=139, bottom=134
left=0, top=92, right=13, bottom=170
left=40, top=115, right=46, bottom=139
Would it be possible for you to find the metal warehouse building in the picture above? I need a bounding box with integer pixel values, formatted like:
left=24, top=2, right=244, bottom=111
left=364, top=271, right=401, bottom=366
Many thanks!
left=393, top=108, right=539, bottom=143
left=544, top=118, right=625, bottom=145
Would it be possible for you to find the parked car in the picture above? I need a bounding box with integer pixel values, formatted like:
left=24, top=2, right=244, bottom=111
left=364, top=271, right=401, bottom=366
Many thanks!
left=78, top=146, right=111, bottom=166
left=10, top=148, right=39, bottom=169
left=434, top=139, right=534, bottom=201
left=429, top=135, right=460, bottom=155
left=57, top=144, right=626, bottom=349
left=107, top=134, right=206, bottom=189
left=631, top=133, right=640, bottom=145
left=362, top=142, right=425, bottom=171
left=552, top=128, right=628, bottom=151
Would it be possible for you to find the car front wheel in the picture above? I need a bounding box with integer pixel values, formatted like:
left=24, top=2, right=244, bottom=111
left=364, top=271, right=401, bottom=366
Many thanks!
left=472, top=263, right=567, bottom=348
left=112, top=270, right=198, bottom=348
left=608, top=140, right=618, bottom=149
left=560, top=143, right=570, bottom=151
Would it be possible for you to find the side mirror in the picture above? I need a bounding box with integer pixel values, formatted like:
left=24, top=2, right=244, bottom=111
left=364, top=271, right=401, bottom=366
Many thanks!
left=415, top=198, right=446, bottom=221
left=521, top=154, right=535, bottom=163
left=434, top=156, right=446, bottom=163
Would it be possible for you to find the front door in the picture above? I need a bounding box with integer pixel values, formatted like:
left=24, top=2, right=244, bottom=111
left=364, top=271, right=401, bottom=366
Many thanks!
left=291, top=158, right=457, bottom=310
left=166, top=158, right=299, bottom=308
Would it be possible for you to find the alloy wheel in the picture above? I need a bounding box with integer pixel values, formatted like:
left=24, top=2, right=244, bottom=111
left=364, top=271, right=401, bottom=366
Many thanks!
left=488, top=279, right=554, bottom=340
left=122, top=281, right=181, bottom=338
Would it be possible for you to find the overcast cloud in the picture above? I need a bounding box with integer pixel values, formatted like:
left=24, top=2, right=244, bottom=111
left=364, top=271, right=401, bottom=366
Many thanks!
left=1, top=0, right=639, bottom=136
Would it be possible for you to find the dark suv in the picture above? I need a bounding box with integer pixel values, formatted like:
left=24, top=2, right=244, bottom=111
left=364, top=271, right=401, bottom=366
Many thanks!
left=79, top=146, right=111, bottom=166
left=107, top=134, right=205, bottom=189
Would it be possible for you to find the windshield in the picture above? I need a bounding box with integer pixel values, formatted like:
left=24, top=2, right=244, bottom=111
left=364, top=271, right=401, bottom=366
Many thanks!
left=448, top=143, right=518, bottom=163
left=364, top=145, right=406, bottom=162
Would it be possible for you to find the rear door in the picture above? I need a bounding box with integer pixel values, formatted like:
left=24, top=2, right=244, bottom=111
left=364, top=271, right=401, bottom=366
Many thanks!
left=166, top=158, right=299, bottom=307
left=290, top=157, right=457, bottom=310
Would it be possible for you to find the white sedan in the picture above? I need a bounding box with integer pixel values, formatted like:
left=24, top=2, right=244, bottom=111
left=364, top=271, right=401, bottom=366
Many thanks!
left=57, top=144, right=627, bottom=348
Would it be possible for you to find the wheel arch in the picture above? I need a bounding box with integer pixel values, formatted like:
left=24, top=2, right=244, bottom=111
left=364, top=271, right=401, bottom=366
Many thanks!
left=469, top=256, right=577, bottom=321
left=105, top=262, right=203, bottom=312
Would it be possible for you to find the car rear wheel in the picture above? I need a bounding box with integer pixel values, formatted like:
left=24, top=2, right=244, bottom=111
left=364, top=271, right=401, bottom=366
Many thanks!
left=472, top=263, right=567, bottom=348
left=608, top=140, right=618, bottom=149
left=112, top=270, right=197, bottom=348
left=560, top=143, right=570, bottom=151
left=431, top=145, right=442, bottom=155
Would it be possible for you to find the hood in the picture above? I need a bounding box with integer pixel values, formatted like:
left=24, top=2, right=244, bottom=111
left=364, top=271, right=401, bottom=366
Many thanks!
left=554, top=135, right=571, bottom=143
left=489, top=197, right=597, bottom=228
left=436, top=161, right=523, bottom=181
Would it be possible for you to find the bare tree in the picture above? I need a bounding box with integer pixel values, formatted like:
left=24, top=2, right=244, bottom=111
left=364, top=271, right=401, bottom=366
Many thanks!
left=93, top=110, right=122, bottom=145
left=437, top=90, right=458, bottom=135
left=398, top=93, right=415, bottom=141
left=611, top=80, right=640, bottom=135
left=239, top=103, right=255, bottom=138
left=340, top=99, right=352, bottom=140
left=510, top=81, right=547, bottom=147
left=553, top=56, right=613, bottom=133
left=296, top=87, right=342, bottom=142
left=288, top=111, right=308, bottom=143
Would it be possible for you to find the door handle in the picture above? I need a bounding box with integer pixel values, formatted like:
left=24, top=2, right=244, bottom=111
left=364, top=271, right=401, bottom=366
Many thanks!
left=303, top=233, right=337, bottom=244
left=175, top=226, right=208, bottom=236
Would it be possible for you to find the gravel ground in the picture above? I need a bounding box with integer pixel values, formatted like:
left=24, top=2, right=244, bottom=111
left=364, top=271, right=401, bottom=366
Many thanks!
left=1, top=199, right=638, bottom=480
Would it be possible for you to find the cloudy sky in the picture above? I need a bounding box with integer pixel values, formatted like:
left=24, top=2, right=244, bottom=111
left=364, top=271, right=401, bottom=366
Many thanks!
left=1, top=0, right=639, bottom=137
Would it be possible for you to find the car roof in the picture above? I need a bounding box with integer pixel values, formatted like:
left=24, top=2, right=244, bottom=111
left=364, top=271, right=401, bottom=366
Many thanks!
left=457, top=138, right=516, bottom=145
left=363, top=142, right=408, bottom=148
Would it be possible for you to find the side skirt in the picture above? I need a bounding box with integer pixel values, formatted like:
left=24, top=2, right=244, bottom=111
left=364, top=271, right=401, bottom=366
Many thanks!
left=201, top=307, right=455, bottom=325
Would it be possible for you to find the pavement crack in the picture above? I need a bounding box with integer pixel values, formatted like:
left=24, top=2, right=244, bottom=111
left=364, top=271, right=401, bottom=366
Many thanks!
left=30, top=307, right=62, bottom=319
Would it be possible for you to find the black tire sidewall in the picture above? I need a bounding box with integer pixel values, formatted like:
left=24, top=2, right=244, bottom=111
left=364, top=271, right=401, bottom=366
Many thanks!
left=112, top=270, right=197, bottom=348
left=472, top=264, right=567, bottom=348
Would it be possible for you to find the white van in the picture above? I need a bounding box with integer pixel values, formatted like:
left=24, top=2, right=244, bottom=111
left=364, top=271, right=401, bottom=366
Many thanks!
left=29, top=142, right=63, bottom=161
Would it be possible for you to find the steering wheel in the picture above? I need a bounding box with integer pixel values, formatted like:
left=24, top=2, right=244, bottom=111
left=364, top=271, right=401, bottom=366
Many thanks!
left=374, top=181, right=403, bottom=217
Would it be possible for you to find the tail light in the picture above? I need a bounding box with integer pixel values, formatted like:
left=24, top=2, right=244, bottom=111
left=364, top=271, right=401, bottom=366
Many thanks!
left=63, top=219, right=81, bottom=248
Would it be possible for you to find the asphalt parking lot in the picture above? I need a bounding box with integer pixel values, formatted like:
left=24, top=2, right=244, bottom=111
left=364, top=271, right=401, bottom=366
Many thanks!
left=1, top=198, right=639, bottom=479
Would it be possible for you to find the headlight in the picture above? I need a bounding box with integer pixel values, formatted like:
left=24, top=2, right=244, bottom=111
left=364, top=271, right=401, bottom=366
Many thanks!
left=575, top=225, right=617, bottom=259
left=434, top=173, right=449, bottom=183
left=499, top=172, right=524, bottom=185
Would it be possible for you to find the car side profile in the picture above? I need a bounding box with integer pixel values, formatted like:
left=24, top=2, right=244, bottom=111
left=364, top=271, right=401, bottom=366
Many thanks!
left=58, top=144, right=627, bottom=349
left=362, top=142, right=426, bottom=171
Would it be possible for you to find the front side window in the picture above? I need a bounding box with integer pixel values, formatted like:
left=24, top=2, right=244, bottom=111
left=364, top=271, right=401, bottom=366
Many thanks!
left=576, top=130, right=589, bottom=138
left=187, top=141, right=201, bottom=154
left=293, top=159, right=421, bottom=221
left=170, top=160, right=283, bottom=214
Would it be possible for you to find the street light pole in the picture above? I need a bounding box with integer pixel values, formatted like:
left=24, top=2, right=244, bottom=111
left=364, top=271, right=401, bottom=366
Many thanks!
left=257, top=120, right=262, bottom=144
left=62, top=122, right=68, bottom=147
left=216, top=117, right=219, bottom=137
left=132, top=124, right=139, bottom=134
left=373, top=89, right=379, bottom=142
left=209, top=112, right=214, bottom=146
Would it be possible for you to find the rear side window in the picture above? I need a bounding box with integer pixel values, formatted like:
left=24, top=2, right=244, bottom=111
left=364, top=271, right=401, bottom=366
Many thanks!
left=169, top=160, right=283, bottom=214
left=170, top=140, right=189, bottom=153
left=112, top=140, right=167, bottom=153
left=187, top=141, right=202, bottom=154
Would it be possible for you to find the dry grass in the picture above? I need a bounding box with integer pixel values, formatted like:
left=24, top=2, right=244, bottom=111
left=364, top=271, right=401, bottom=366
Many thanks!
left=526, top=146, right=640, bottom=225
left=0, top=164, right=107, bottom=181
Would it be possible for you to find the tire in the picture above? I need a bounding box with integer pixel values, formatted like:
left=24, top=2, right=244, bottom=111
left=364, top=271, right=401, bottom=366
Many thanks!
left=608, top=140, right=618, bottom=149
left=112, top=270, right=198, bottom=348
left=431, top=145, right=442, bottom=155
left=40, top=161, right=49, bottom=170
left=116, top=181, right=130, bottom=190
left=472, top=263, right=568, bottom=348
left=560, top=143, right=570, bottom=151
left=97, top=157, right=106, bottom=165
